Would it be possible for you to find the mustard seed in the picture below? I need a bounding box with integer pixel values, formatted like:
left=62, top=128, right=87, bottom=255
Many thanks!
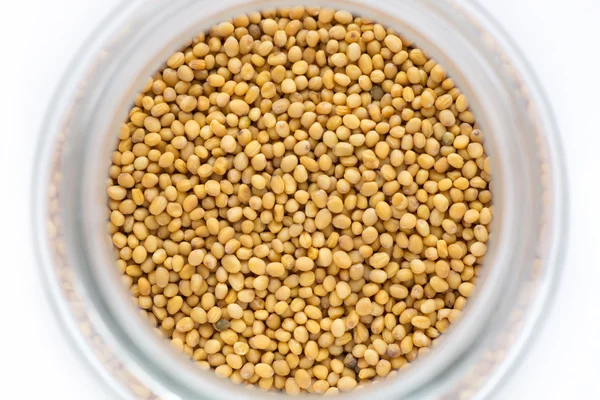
left=109, top=7, right=492, bottom=395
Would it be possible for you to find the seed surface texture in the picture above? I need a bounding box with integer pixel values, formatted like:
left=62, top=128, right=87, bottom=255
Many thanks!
left=108, top=6, right=493, bottom=394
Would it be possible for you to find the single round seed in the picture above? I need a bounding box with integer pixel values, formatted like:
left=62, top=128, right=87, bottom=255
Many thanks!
left=295, top=369, right=312, bottom=389
left=255, top=363, right=274, bottom=378
left=215, top=319, right=230, bottom=332
left=233, top=342, right=249, bottom=356
left=356, top=298, right=373, bottom=316
left=411, top=316, right=432, bottom=329
left=251, top=334, right=271, bottom=350
left=337, top=376, right=357, bottom=392
left=331, top=318, right=346, bottom=338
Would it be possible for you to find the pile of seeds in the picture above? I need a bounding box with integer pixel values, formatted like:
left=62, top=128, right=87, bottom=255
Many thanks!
left=107, top=6, right=492, bottom=395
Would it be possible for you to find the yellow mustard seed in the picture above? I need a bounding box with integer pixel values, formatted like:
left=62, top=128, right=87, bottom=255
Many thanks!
left=109, top=7, right=492, bottom=395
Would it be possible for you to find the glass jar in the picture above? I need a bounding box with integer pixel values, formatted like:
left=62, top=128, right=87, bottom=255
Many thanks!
left=33, top=0, right=567, bottom=398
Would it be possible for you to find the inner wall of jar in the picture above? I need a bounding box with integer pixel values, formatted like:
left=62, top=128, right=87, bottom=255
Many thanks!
left=67, top=0, right=543, bottom=398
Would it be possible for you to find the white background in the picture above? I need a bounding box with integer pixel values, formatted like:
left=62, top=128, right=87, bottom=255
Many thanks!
left=1, top=0, right=598, bottom=398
